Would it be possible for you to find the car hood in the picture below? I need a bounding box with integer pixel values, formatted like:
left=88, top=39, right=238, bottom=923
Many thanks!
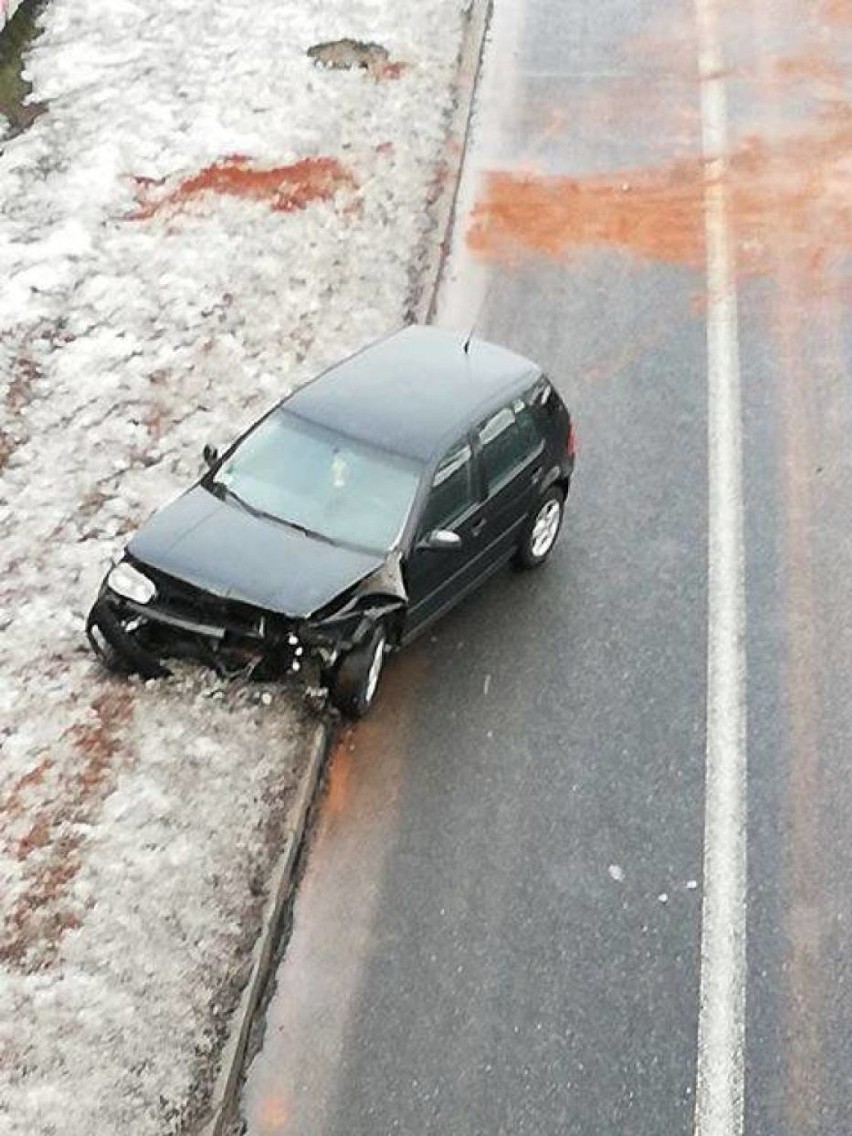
left=127, top=485, right=385, bottom=618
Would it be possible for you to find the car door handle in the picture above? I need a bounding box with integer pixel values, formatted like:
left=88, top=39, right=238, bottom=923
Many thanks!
left=471, top=518, right=487, bottom=537
left=531, top=467, right=543, bottom=485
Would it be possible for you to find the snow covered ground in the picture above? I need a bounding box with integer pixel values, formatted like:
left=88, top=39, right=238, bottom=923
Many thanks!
left=0, top=0, right=466, bottom=1132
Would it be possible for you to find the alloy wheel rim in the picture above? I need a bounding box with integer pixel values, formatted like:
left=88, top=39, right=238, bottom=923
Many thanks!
left=531, top=500, right=561, bottom=558
left=365, top=634, right=385, bottom=704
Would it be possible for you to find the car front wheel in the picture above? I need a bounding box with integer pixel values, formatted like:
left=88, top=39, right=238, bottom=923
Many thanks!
left=328, top=623, right=387, bottom=718
left=516, top=486, right=565, bottom=569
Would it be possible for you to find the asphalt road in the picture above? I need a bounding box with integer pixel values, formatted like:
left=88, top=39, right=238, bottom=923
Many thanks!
left=240, top=1, right=851, bottom=1133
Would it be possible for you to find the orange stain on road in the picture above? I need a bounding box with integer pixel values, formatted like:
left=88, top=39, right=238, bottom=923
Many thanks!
left=822, top=0, right=852, bottom=23
left=467, top=114, right=852, bottom=291
left=256, top=1092, right=291, bottom=1133
left=772, top=53, right=846, bottom=85
left=325, top=730, right=355, bottom=816
left=469, top=158, right=704, bottom=267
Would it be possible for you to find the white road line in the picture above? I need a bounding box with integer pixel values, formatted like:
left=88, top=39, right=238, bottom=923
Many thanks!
left=693, top=1, right=749, bottom=1135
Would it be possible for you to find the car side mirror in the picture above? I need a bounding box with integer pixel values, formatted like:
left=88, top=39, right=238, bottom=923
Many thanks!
left=202, top=443, right=219, bottom=468
left=420, top=529, right=462, bottom=552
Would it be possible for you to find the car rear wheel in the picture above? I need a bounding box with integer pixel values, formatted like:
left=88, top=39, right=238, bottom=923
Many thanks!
left=516, top=486, right=564, bottom=569
left=329, top=623, right=387, bottom=718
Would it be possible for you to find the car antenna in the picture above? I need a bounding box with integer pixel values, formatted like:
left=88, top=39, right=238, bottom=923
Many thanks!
left=461, top=323, right=477, bottom=385
left=461, top=274, right=493, bottom=358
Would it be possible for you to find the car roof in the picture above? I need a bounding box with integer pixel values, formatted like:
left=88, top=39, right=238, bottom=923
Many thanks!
left=283, top=325, right=541, bottom=462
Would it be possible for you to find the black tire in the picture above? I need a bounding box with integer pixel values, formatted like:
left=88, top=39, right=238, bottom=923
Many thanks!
left=516, top=486, right=565, bottom=569
left=329, top=623, right=387, bottom=718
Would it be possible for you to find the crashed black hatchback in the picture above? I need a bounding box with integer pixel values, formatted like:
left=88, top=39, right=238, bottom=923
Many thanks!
left=87, top=325, right=575, bottom=716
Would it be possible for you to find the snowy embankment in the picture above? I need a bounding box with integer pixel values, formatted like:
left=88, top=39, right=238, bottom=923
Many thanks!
left=0, top=1, right=466, bottom=1132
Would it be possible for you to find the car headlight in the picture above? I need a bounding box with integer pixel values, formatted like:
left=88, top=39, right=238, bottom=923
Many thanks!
left=107, top=561, right=157, bottom=605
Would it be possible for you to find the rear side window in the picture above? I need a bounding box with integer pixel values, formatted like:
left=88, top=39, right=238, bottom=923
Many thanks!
left=534, top=377, right=564, bottom=420
left=513, top=397, right=542, bottom=454
left=478, top=397, right=543, bottom=487
left=421, top=440, right=474, bottom=532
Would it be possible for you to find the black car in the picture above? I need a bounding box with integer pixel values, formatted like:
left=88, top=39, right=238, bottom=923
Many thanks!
left=87, top=325, right=575, bottom=716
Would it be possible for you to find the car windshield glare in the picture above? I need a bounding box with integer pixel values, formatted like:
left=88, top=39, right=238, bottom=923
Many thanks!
left=211, top=410, right=421, bottom=553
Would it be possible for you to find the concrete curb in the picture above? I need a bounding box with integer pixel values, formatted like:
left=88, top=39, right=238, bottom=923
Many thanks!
left=411, top=0, right=494, bottom=325
left=198, top=721, right=331, bottom=1136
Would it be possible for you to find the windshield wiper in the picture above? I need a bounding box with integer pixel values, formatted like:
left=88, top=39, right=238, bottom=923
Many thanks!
left=279, top=516, right=337, bottom=545
left=208, top=479, right=257, bottom=516
left=208, top=480, right=336, bottom=544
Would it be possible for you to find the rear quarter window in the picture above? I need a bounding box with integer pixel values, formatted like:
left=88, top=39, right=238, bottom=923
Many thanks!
left=478, top=398, right=544, bottom=487
left=537, top=377, right=565, bottom=417
left=512, top=396, right=543, bottom=453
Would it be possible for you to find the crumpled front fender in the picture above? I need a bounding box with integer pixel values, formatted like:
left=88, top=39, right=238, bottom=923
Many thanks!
left=355, top=549, right=407, bottom=603
left=307, top=549, right=408, bottom=650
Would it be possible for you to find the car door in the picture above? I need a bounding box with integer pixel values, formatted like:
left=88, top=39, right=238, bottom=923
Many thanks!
left=475, top=393, right=546, bottom=568
left=403, top=435, right=488, bottom=638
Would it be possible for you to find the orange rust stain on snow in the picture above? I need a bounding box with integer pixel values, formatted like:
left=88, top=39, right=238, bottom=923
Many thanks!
left=467, top=116, right=852, bottom=290
left=1, top=756, right=53, bottom=820
left=0, top=353, right=40, bottom=471
left=69, top=688, right=133, bottom=768
left=376, top=59, right=409, bottom=80
left=129, top=155, right=356, bottom=221
left=0, top=688, right=133, bottom=971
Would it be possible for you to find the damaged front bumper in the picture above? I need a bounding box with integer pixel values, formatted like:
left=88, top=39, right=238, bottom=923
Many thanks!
left=86, top=584, right=338, bottom=683
left=86, top=570, right=402, bottom=685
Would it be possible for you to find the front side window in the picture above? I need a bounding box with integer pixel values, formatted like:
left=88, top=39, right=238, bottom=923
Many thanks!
left=211, top=410, right=421, bottom=553
left=478, top=398, right=542, bottom=487
left=421, top=440, right=474, bottom=533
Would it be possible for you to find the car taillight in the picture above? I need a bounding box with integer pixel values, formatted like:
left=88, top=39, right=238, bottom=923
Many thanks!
left=566, top=418, right=576, bottom=459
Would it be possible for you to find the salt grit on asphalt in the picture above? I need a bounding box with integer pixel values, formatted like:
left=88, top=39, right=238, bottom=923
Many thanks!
left=0, top=1, right=467, bottom=1132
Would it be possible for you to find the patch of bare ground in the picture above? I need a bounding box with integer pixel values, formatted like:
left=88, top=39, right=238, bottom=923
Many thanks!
left=307, top=38, right=409, bottom=80
left=0, top=688, right=135, bottom=972
left=0, top=350, right=40, bottom=470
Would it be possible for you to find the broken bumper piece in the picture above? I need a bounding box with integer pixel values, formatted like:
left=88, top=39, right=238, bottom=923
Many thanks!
left=86, top=590, right=311, bottom=682
left=87, top=596, right=171, bottom=679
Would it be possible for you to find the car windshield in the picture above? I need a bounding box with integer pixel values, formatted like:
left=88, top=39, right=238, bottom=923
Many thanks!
left=210, top=410, right=421, bottom=553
